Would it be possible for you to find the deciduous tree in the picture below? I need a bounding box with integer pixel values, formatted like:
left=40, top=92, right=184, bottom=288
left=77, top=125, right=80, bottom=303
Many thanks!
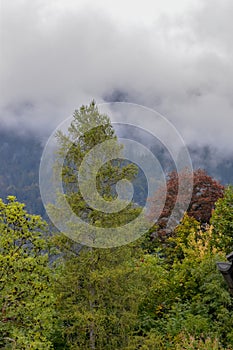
left=149, top=169, right=224, bottom=240
left=0, top=196, right=55, bottom=349
left=210, top=185, right=233, bottom=253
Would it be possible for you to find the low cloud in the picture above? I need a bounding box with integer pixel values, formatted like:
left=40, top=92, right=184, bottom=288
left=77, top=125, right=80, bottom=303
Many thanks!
left=1, top=0, right=233, bottom=158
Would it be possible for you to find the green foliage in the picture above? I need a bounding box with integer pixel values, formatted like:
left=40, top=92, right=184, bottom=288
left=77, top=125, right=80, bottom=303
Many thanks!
left=48, top=101, right=142, bottom=247
left=174, top=334, right=232, bottom=350
left=54, top=242, right=150, bottom=349
left=2, top=102, right=233, bottom=348
left=165, top=213, right=201, bottom=264
left=211, top=185, right=233, bottom=253
left=50, top=102, right=149, bottom=348
left=136, top=219, right=233, bottom=349
left=48, top=102, right=233, bottom=349
left=0, top=196, right=55, bottom=349
left=166, top=225, right=233, bottom=343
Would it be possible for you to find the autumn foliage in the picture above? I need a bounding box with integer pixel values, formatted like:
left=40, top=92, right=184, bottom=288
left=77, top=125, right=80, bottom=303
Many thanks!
left=149, top=169, right=224, bottom=239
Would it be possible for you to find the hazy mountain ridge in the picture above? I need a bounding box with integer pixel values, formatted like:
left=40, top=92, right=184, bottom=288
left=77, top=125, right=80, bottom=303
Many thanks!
left=0, top=130, right=44, bottom=215
left=0, top=129, right=232, bottom=216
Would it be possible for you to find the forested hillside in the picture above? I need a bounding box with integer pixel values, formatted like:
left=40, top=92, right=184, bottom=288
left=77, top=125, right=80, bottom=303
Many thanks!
left=0, top=128, right=232, bottom=217
left=0, top=131, right=44, bottom=215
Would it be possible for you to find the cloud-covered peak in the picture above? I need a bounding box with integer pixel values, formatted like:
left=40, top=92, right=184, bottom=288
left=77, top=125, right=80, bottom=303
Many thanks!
left=1, top=0, right=232, bottom=158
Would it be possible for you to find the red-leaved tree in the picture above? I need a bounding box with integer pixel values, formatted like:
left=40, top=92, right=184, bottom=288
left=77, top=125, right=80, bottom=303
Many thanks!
left=149, top=169, right=224, bottom=240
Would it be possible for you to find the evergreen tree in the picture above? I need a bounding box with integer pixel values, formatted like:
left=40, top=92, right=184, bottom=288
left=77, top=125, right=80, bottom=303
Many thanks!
left=48, top=101, right=143, bottom=248
left=51, top=102, right=148, bottom=348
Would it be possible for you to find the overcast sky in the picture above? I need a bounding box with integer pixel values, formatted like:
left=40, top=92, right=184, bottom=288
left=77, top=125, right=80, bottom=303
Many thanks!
left=1, top=0, right=233, bottom=157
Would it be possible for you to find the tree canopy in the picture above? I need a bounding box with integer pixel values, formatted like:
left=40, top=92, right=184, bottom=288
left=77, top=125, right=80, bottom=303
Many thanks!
left=1, top=102, right=233, bottom=349
left=0, top=196, right=55, bottom=349
left=149, top=168, right=224, bottom=241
